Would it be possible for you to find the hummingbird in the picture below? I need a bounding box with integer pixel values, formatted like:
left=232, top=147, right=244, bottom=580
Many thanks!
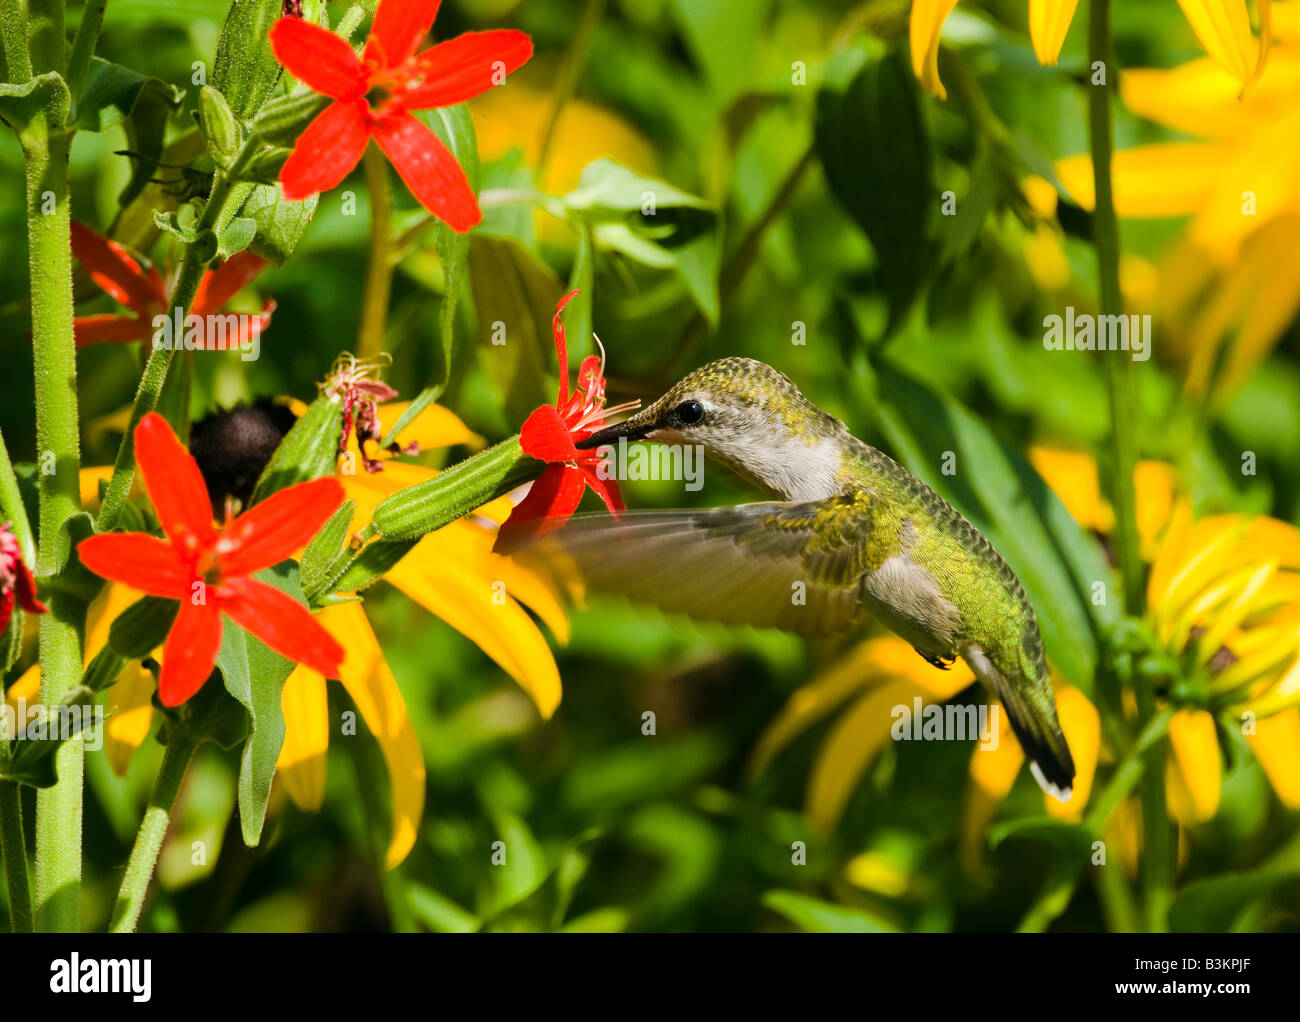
left=530, top=357, right=1075, bottom=801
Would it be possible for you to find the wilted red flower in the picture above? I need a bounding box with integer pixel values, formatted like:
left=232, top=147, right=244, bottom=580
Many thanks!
left=69, top=221, right=273, bottom=348
left=268, top=0, right=533, bottom=230
left=0, top=522, right=46, bottom=633
left=495, top=291, right=635, bottom=550
left=78, top=413, right=345, bottom=706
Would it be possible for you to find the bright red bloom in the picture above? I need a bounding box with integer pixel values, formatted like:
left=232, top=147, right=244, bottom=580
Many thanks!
left=268, top=0, right=533, bottom=231
left=69, top=221, right=273, bottom=348
left=0, top=522, right=46, bottom=633
left=78, top=413, right=345, bottom=706
left=496, top=291, right=634, bottom=550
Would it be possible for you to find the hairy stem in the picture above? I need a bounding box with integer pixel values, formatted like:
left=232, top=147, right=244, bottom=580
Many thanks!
left=108, top=737, right=195, bottom=933
left=0, top=780, right=33, bottom=932
left=66, top=0, right=107, bottom=96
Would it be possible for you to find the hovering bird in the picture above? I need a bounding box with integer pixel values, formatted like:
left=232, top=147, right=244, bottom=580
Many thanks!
left=521, top=357, right=1074, bottom=800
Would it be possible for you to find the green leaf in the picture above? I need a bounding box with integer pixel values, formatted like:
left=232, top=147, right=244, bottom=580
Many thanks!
left=218, top=216, right=257, bottom=258
left=469, top=235, right=566, bottom=424
left=816, top=48, right=934, bottom=333
left=250, top=394, right=342, bottom=504
left=1170, top=868, right=1300, bottom=932
left=0, top=72, right=70, bottom=138
left=2, top=687, right=97, bottom=788
left=212, top=0, right=287, bottom=119
left=870, top=361, right=1113, bottom=691
left=564, top=159, right=722, bottom=324
left=762, top=890, right=898, bottom=933
left=215, top=562, right=303, bottom=845
left=72, top=59, right=183, bottom=135
left=300, top=499, right=355, bottom=597
left=242, top=182, right=317, bottom=264
left=988, top=816, right=1095, bottom=858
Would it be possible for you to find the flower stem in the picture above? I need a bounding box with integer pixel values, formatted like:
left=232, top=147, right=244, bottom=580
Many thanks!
left=0, top=0, right=33, bottom=81
left=0, top=780, right=33, bottom=932
left=537, top=0, right=605, bottom=175
left=96, top=172, right=237, bottom=532
left=357, top=144, right=393, bottom=360
left=1088, top=0, right=1172, bottom=933
left=66, top=0, right=107, bottom=97
left=108, top=737, right=196, bottom=933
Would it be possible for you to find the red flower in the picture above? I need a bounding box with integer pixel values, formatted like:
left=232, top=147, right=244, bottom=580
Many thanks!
left=78, top=413, right=345, bottom=706
left=496, top=291, right=636, bottom=550
left=70, top=221, right=273, bottom=348
left=0, top=523, right=46, bottom=633
left=268, top=0, right=532, bottom=231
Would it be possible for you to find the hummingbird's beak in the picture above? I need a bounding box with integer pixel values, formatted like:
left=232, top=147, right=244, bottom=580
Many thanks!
left=575, top=414, right=655, bottom=449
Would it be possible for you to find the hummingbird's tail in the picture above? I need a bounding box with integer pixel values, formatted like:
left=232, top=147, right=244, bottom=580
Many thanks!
left=962, top=645, right=1075, bottom=802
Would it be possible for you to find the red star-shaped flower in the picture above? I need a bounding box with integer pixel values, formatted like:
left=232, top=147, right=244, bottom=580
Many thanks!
left=78, top=413, right=345, bottom=706
left=495, top=291, right=637, bottom=550
left=69, top=221, right=273, bottom=348
left=268, top=0, right=533, bottom=230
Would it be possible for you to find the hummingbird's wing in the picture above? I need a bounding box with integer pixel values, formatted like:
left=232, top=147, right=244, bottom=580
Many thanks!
left=519, top=495, right=873, bottom=635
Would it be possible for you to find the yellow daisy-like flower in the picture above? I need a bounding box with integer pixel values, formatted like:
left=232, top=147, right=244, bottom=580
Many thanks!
left=912, top=0, right=1273, bottom=100
left=1055, top=11, right=1300, bottom=406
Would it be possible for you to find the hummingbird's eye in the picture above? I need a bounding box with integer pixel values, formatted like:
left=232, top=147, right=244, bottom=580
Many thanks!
left=675, top=400, right=705, bottom=425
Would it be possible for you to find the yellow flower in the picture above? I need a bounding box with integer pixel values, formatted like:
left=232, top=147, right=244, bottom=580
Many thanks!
left=1055, top=15, right=1300, bottom=406
left=912, top=0, right=1273, bottom=100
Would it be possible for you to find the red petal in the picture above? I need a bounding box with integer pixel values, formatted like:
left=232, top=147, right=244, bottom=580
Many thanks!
left=520, top=404, right=579, bottom=462
left=158, top=601, right=222, bottom=706
left=280, top=99, right=371, bottom=201
left=193, top=252, right=268, bottom=315
left=268, top=17, right=368, bottom=99
left=77, top=533, right=192, bottom=598
left=494, top=464, right=587, bottom=550
left=401, top=30, right=534, bottom=108
left=135, top=412, right=217, bottom=547
left=371, top=0, right=442, bottom=66
left=0, top=591, right=12, bottom=634
left=14, top=558, right=47, bottom=615
left=70, top=221, right=163, bottom=316
left=218, top=477, right=345, bottom=577
left=73, top=313, right=152, bottom=347
left=581, top=463, right=624, bottom=513
left=369, top=109, right=480, bottom=231
left=551, top=289, right=580, bottom=404
left=222, top=578, right=344, bottom=677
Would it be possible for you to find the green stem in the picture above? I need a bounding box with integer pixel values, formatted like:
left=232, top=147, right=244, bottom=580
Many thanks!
left=1089, top=0, right=1171, bottom=933
left=0, top=0, right=32, bottom=81
left=0, top=428, right=36, bottom=564
left=66, top=0, right=107, bottom=97
left=108, top=737, right=196, bottom=933
left=0, top=781, right=33, bottom=932
left=96, top=173, right=238, bottom=532
left=357, top=144, right=393, bottom=360
left=537, top=0, right=605, bottom=175
left=27, top=0, right=64, bottom=75
left=26, top=111, right=85, bottom=933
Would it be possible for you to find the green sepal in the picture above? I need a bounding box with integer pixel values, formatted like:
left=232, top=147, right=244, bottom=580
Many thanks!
left=300, top=499, right=355, bottom=600
left=212, top=0, right=289, bottom=120
left=196, top=84, right=243, bottom=168
left=107, top=596, right=179, bottom=659
left=249, top=393, right=343, bottom=504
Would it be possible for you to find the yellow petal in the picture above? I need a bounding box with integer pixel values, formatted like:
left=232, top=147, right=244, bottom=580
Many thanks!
left=276, top=666, right=330, bottom=811
left=1165, top=708, right=1222, bottom=825
left=1176, top=0, right=1261, bottom=84
left=104, top=661, right=157, bottom=778
left=1028, top=0, right=1080, bottom=65
left=1045, top=686, right=1100, bottom=819
left=1246, top=706, right=1300, bottom=807
left=910, top=0, right=960, bottom=99
left=961, top=700, right=1025, bottom=878
left=80, top=466, right=114, bottom=511
left=374, top=401, right=485, bottom=453
left=320, top=601, right=425, bottom=868
left=386, top=534, right=564, bottom=718
left=1134, top=461, right=1178, bottom=558
left=1056, top=144, right=1229, bottom=216
left=1028, top=447, right=1113, bottom=534
left=6, top=664, right=40, bottom=706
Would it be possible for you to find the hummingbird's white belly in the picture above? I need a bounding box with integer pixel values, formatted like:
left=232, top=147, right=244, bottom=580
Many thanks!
left=860, top=551, right=963, bottom=659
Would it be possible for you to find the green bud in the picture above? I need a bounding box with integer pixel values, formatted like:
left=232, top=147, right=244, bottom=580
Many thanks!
left=212, top=0, right=288, bottom=120
left=250, top=90, right=332, bottom=147
left=197, top=85, right=243, bottom=167
left=249, top=394, right=344, bottom=504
